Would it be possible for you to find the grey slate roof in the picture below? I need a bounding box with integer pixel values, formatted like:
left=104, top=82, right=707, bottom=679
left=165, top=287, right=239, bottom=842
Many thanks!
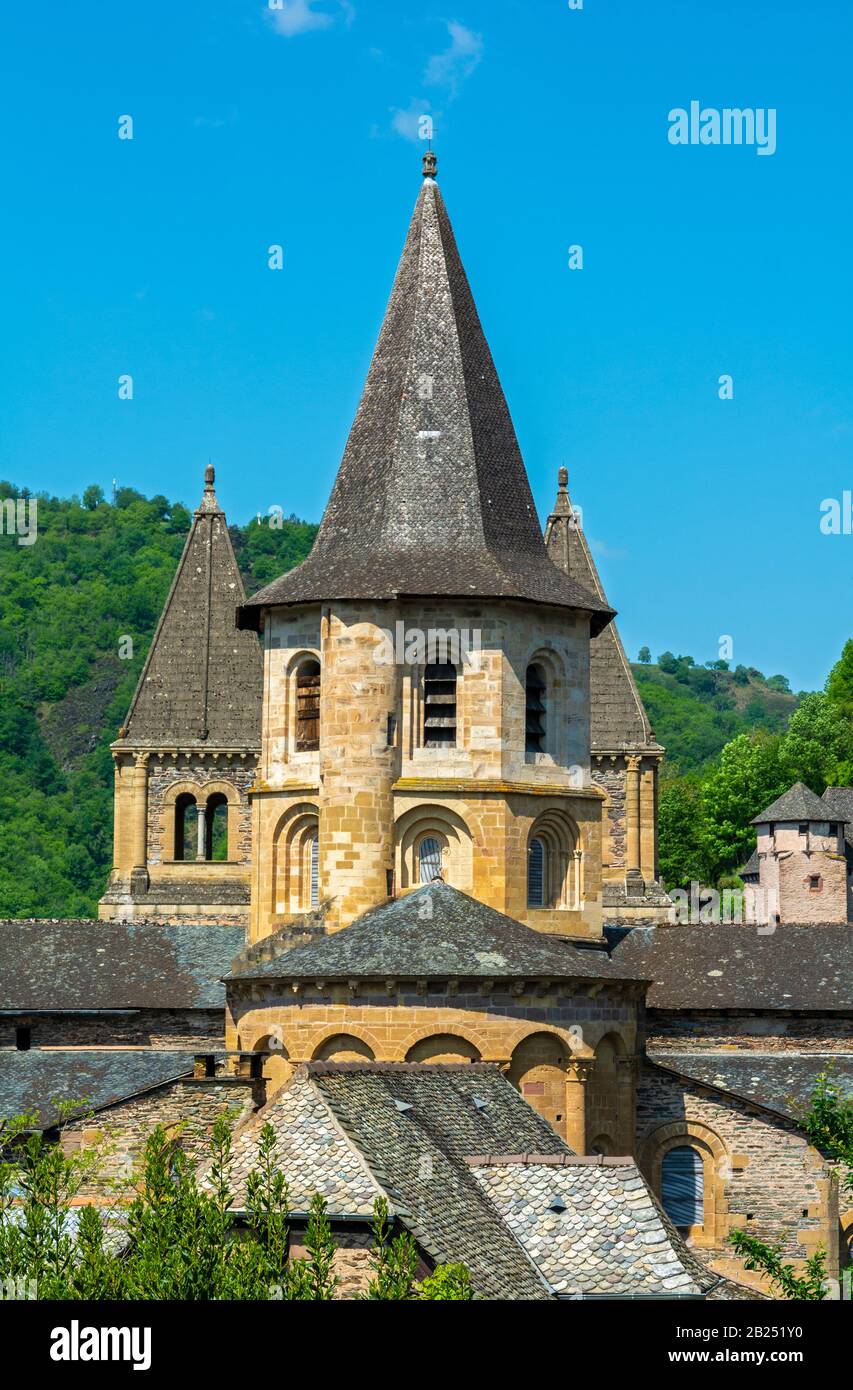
left=544, top=469, right=657, bottom=752
left=0, top=1050, right=193, bottom=1127
left=821, top=786, right=853, bottom=824
left=224, top=1062, right=560, bottom=1299
left=227, top=883, right=643, bottom=984
left=121, top=467, right=262, bottom=747
left=238, top=171, right=613, bottom=636
left=0, top=921, right=244, bottom=1010
left=751, top=781, right=831, bottom=825
left=606, top=923, right=853, bottom=1012
left=738, top=849, right=760, bottom=878
left=649, top=1053, right=853, bottom=1125
left=222, top=1062, right=729, bottom=1299
left=469, top=1156, right=718, bottom=1298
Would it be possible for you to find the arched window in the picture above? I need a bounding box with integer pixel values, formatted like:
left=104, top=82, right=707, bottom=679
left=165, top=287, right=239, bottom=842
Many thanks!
left=525, top=663, right=546, bottom=754
left=205, top=792, right=229, bottom=862
left=661, top=1146, right=704, bottom=1229
left=526, top=811, right=579, bottom=910
left=174, top=793, right=198, bottom=861
left=295, top=660, right=320, bottom=751
left=309, top=832, right=319, bottom=907
left=423, top=663, right=457, bottom=748
left=527, top=837, right=546, bottom=906
left=418, top=835, right=444, bottom=883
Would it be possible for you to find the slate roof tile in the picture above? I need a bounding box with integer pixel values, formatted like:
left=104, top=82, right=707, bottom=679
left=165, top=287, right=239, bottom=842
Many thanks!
left=0, top=921, right=244, bottom=1010
left=228, top=883, right=643, bottom=984
left=0, top=1050, right=193, bottom=1127
left=238, top=173, right=612, bottom=635
left=606, top=923, right=853, bottom=1011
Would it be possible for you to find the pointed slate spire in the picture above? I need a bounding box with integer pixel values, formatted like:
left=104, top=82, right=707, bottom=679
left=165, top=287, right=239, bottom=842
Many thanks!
left=120, top=467, right=262, bottom=746
left=545, top=469, right=655, bottom=751
left=240, top=165, right=613, bottom=635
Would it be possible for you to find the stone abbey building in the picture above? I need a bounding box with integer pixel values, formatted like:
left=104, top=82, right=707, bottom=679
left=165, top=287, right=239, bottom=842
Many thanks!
left=1, top=157, right=850, bottom=1297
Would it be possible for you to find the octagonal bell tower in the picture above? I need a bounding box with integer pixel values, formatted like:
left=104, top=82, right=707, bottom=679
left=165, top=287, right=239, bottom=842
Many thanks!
left=239, top=156, right=615, bottom=942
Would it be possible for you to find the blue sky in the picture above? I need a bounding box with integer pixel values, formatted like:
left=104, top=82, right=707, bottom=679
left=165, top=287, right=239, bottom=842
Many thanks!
left=1, top=0, right=851, bottom=692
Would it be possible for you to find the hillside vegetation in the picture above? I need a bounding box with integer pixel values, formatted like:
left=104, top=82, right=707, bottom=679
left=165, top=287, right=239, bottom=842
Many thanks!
left=631, top=657, right=799, bottom=776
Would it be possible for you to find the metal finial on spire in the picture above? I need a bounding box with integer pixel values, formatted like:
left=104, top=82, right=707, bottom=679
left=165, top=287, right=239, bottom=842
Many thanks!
left=422, top=149, right=437, bottom=179
left=558, top=466, right=569, bottom=490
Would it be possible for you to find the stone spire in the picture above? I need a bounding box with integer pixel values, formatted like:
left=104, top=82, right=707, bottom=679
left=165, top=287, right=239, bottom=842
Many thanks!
left=239, top=168, right=613, bottom=635
left=120, top=467, right=262, bottom=747
left=545, top=470, right=655, bottom=752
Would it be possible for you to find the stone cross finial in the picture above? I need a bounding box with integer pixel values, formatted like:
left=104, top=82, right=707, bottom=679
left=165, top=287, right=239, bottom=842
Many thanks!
left=199, top=462, right=220, bottom=513
left=422, top=149, right=437, bottom=179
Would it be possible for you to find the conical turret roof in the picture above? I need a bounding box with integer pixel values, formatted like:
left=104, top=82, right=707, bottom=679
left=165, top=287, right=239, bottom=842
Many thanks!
left=752, top=782, right=831, bottom=825
left=545, top=469, right=656, bottom=751
left=119, top=467, right=262, bottom=747
left=239, top=161, right=613, bottom=635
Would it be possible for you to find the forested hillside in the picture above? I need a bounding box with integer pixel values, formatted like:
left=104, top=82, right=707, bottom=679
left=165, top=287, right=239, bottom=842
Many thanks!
left=0, top=480, right=849, bottom=916
left=0, top=482, right=316, bottom=917
left=631, top=656, right=799, bottom=775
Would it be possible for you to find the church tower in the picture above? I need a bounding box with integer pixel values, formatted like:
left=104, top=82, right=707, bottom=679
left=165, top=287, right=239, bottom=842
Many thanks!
left=545, top=469, right=670, bottom=921
left=238, top=157, right=615, bottom=942
left=99, top=467, right=262, bottom=926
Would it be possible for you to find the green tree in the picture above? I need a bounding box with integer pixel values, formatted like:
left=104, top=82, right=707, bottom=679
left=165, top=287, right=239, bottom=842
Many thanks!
left=728, top=1231, right=827, bottom=1300
left=698, top=731, right=787, bottom=882
left=637, top=646, right=651, bottom=664
left=82, top=485, right=104, bottom=510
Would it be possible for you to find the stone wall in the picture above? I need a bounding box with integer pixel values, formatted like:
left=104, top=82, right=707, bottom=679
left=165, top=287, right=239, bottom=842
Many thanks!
left=62, top=1076, right=261, bottom=1197
left=252, top=597, right=605, bottom=941
left=647, top=1011, right=853, bottom=1053
left=636, top=1061, right=839, bottom=1276
left=226, top=978, right=641, bottom=1150
left=0, top=1010, right=225, bottom=1050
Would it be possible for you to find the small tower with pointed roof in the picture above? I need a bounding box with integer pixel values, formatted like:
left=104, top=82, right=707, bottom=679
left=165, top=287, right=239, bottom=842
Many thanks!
left=99, top=467, right=263, bottom=926
left=544, top=469, right=670, bottom=921
left=745, top=781, right=850, bottom=925
left=239, top=156, right=612, bottom=941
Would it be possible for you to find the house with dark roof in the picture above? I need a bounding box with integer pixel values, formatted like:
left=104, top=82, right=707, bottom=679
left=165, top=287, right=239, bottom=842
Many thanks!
left=740, top=780, right=853, bottom=927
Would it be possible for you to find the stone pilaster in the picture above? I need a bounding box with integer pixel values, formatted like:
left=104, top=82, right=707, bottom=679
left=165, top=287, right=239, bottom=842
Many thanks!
left=564, top=1057, right=592, bottom=1154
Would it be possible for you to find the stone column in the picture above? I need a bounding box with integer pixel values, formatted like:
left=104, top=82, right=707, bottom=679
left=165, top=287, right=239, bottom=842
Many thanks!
left=197, top=803, right=208, bottom=861
left=320, top=603, right=401, bottom=930
left=130, top=752, right=150, bottom=893
left=616, top=1056, right=638, bottom=1157
left=112, top=754, right=123, bottom=871
left=564, top=1058, right=592, bottom=1153
left=640, top=760, right=657, bottom=883
left=625, top=755, right=642, bottom=886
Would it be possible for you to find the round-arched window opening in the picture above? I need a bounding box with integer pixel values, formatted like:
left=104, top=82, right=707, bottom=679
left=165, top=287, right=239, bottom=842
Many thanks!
left=661, top=1146, right=704, bottom=1229
left=295, top=660, right=321, bottom=752
left=174, top=793, right=198, bottom=861
left=418, top=836, right=444, bottom=883
left=528, top=837, right=546, bottom=906
left=525, top=664, right=547, bottom=755
left=309, top=832, right=319, bottom=906
left=423, top=663, right=457, bottom=748
left=205, top=792, right=229, bottom=862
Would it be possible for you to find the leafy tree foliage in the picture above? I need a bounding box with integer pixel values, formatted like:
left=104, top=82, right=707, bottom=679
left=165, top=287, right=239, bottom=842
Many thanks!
left=0, top=1110, right=470, bottom=1300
